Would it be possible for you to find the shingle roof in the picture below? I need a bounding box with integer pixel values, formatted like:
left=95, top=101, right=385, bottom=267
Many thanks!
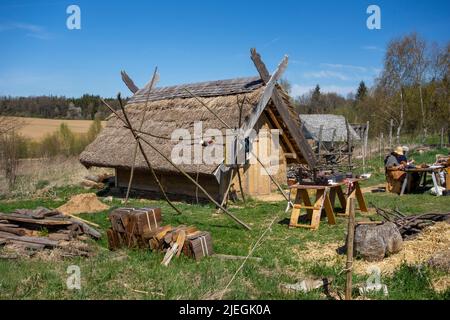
left=130, top=76, right=264, bottom=104
left=299, top=114, right=360, bottom=142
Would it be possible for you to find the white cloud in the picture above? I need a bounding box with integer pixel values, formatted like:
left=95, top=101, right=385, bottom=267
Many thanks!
left=0, top=22, right=51, bottom=40
left=362, top=45, right=384, bottom=52
left=303, top=70, right=350, bottom=81
left=291, top=84, right=356, bottom=97
left=320, top=63, right=367, bottom=72
left=263, top=37, right=280, bottom=48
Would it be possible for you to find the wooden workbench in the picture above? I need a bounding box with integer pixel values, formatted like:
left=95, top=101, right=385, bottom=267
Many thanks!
left=400, top=166, right=444, bottom=196
left=288, top=178, right=368, bottom=230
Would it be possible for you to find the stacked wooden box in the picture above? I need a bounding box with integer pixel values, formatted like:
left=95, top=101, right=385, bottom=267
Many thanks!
left=148, top=225, right=214, bottom=262
left=107, top=207, right=213, bottom=262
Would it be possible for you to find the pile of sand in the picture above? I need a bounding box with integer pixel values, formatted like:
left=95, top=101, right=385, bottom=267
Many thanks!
left=293, top=222, right=450, bottom=276
left=57, top=193, right=109, bottom=215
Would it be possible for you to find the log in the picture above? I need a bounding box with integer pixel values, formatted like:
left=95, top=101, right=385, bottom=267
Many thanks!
left=71, top=220, right=101, bottom=240
left=8, top=240, right=46, bottom=251
left=0, top=213, right=73, bottom=226
left=0, top=226, right=27, bottom=236
left=354, top=222, right=403, bottom=261
left=0, top=231, right=59, bottom=247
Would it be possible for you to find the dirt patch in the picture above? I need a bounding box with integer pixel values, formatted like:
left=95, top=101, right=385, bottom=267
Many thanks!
left=293, top=222, right=450, bottom=276
left=57, top=193, right=109, bottom=215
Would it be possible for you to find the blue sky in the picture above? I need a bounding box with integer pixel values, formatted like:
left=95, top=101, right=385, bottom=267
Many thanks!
left=0, top=0, right=449, bottom=98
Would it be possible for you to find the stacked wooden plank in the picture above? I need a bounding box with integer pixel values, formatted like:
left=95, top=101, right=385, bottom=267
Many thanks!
left=0, top=207, right=101, bottom=255
left=149, top=225, right=214, bottom=263
left=107, top=207, right=162, bottom=249
left=107, top=207, right=214, bottom=263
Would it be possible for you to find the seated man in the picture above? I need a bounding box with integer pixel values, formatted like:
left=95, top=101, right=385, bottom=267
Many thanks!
left=384, top=146, right=406, bottom=194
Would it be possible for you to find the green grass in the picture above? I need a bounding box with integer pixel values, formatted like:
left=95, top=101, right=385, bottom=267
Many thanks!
left=0, top=147, right=448, bottom=300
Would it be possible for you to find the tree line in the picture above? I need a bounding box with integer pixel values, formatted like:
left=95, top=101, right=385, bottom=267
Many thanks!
left=0, top=94, right=127, bottom=120
left=289, top=33, right=449, bottom=143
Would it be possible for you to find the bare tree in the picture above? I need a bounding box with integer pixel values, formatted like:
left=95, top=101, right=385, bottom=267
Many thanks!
left=0, top=117, right=24, bottom=189
left=407, top=33, right=430, bottom=140
left=380, top=36, right=415, bottom=143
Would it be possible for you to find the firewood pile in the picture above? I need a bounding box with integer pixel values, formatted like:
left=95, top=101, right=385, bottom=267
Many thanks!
left=374, top=206, right=450, bottom=239
left=0, top=207, right=101, bottom=258
left=107, top=207, right=213, bottom=265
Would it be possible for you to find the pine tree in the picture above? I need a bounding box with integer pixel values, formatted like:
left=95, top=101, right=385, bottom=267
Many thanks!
left=311, top=85, right=321, bottom=113
left=356, top=81, right=368, bottom=102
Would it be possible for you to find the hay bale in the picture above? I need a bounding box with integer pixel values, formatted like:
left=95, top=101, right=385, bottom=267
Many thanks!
left=354, top=222, right=403, bottom=262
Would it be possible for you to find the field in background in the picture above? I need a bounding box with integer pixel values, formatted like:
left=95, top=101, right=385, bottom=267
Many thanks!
left=6, top=117, right=105, bottom=141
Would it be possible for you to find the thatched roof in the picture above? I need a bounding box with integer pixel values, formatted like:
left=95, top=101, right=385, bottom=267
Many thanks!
left=299, top=114, right=360, bottom=142
left=80, top=77, right=302, bottom=175
left=131, top=77, right=264, bottom=103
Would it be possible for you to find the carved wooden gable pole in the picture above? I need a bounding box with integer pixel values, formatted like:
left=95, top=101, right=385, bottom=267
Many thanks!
left=250, top=48, right=317, bottom=169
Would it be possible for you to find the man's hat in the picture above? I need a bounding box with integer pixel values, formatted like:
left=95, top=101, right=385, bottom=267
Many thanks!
left=394, top=146, right=404, bottom=155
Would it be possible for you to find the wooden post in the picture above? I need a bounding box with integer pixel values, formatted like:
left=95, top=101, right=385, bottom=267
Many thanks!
left=380, top=133, right=384, bottom=160
left=317, top=125, right=323, bottom=161
left=441, top=127, right=444, bottom=149
left=331, top=129, right=336, bottom=149
left=345, top=120, right=353, bottom=170
left=389, top=119, right=393, bottom=148
left=363, top=121, right=369, bottom=172
left=345, top=198, right=355, bottom=300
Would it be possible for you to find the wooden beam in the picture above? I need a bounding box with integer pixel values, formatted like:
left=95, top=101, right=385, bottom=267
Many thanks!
left=120, top=70, right=139, bottom=94
left=250, top=48, right=316, bottom=169
left=265, top=108, right=297, bottom=156
left=241, top=55, right=288, bottom=135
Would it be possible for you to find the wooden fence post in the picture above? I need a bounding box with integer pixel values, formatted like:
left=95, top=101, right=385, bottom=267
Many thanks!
left=345, top=198, right=356, bottom=300
left=389, top=119, right=393, bottom=148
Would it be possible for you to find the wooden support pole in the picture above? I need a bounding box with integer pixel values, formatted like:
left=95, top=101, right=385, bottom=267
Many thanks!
left=317, top=125, right=323, bottom=161
left=345, top=197, right=355, bottom=300
left=363, top=121, right=369, bottom=173
left=389, top=119, right=393, bottom=148
left=101, top=96, right=183, bottom=215
left=331, top=129, right=336, bottom=149
left=125, top=67, right=159, bottom=204
left=138, top=136, right=252, bottom=230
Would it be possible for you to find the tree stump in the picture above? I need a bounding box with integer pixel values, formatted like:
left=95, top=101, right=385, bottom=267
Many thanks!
left=354, top=222, right=403, bottom=262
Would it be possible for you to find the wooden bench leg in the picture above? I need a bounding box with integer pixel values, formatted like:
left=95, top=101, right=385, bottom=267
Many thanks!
left=336, top=186, right=347, bottom=212
left=400, top=173, right=409, bottom=196
left=300, top=189, right=313, bottom=217
left=310, top=195, right=324, bottom=230
left=354, top=182, right=368, bottom=213
left=323, top=194, right=336, bottom=225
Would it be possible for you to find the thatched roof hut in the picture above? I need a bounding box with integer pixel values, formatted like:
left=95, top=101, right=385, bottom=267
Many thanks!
left=299, top=114, right=360, bottom=142
left=80, top=52, right=314, bottom=202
